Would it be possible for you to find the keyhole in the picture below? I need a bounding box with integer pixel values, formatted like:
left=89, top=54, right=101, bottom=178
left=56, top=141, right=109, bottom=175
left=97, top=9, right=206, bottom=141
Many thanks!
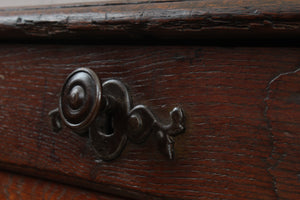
left=96, top=112, right=114, bottom=136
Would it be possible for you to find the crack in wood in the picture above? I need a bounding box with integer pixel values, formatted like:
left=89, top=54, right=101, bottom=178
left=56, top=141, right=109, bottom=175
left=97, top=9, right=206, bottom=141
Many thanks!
left=263, top=67, right=300, bottom=199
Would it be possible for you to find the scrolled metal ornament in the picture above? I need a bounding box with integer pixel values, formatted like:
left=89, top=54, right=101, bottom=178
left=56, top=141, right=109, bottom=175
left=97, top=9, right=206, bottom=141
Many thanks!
left=49, top=68, right=185, bottom=161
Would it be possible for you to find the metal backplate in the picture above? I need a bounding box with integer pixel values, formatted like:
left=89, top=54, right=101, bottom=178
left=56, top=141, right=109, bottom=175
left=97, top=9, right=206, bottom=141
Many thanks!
left=89, top=80, right=131, bottom=161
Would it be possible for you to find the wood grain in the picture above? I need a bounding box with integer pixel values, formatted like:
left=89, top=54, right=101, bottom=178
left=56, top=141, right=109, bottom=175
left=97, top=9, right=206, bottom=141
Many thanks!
left=0, top=0, right=103, bottom=8
left=0, top=170, right=124, bottom=200
left=265, top=68, right=300, bottom=199
left=0, top=0, right=299, bottom=40
left=0, top=45, right=299, bottom=199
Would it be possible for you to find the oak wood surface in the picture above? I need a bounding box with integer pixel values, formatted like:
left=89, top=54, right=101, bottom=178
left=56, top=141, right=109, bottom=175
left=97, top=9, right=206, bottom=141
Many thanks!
left=0, top=45, right=299, bottom=199
left=0, top=0, right=299, bottom=40
left=0, top=170, right=124, bottom=200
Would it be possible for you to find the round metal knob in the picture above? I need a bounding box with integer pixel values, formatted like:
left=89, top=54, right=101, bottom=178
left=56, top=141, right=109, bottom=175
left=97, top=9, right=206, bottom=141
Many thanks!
left=59, top=68, right=102, bottom=134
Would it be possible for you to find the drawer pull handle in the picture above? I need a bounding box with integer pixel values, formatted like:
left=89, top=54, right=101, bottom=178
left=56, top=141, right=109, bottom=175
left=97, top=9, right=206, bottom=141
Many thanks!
left=49, top=68, right=185, bottom=160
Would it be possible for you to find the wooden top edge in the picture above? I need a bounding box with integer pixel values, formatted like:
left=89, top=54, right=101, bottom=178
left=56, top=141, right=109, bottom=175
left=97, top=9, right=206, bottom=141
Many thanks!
left=0, top=0, right=299, bottom=41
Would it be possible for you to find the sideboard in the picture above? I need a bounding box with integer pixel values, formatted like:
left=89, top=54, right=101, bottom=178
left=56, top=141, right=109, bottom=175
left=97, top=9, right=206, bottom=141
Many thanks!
left=0, top=1, right=299, bottom=199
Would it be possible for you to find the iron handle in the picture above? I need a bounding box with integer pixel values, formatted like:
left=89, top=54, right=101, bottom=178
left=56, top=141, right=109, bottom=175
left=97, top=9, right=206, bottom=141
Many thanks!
left=49, top=68, right=185, bottom=161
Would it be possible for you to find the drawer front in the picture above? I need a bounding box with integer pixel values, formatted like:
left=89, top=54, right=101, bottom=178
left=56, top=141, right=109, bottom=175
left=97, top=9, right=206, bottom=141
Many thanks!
left=0, top=45, right=299, bottom=200
left=0, top=170, right=123, bottom=200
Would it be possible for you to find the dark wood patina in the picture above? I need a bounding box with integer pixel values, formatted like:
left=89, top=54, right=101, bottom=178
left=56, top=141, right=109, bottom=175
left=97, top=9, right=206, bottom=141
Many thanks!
left=0, top=1, right=299, bottom=200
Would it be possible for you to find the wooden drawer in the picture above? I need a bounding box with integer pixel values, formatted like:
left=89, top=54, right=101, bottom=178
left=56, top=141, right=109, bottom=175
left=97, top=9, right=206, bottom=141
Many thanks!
left=0, top=170, right=123, bottom=200
left=0, top=1, right=299, bottom=200
left=1, top=45, right=299, bottom=200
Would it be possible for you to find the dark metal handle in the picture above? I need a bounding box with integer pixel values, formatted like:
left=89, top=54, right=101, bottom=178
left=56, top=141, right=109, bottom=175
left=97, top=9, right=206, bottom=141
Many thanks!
left=49, top=68, right=185, bottom=161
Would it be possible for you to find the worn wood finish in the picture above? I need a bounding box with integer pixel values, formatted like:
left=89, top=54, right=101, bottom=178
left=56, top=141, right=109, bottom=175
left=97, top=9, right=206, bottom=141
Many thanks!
left=265, top=68, right=300, bottom=199
left=0, top=0, right=101, bottom=7
left=0, top=0, right=299, bottom=40
left=0, top=170, right=124, bottom=200
left=0, top=45, right=299, bottom=199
